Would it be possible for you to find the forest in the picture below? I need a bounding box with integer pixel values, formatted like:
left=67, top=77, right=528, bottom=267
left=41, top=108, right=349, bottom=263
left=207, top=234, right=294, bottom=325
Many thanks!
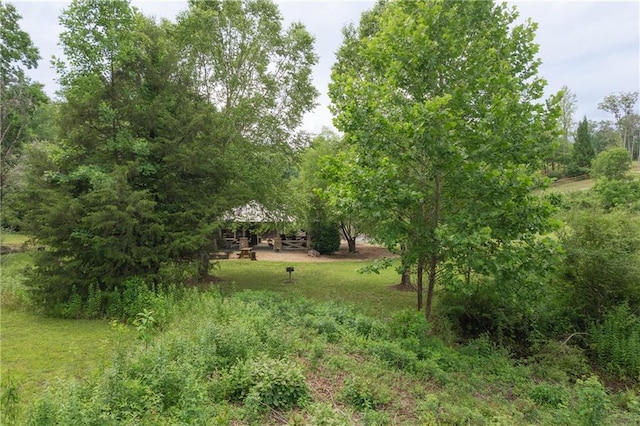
left=1, top=0, right=639, bottom=424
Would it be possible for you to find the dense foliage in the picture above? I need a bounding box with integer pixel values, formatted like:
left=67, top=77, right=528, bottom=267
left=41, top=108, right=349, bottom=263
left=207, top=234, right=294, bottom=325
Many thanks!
left=17, top=0, right=317, bottom=315
left=328, top=0, right=561, bottom=318
left=7, top=290, right=639, bottom=425
left=590, top=147, right=633, bottom=180
left=0, top=2, right=48, bottom=208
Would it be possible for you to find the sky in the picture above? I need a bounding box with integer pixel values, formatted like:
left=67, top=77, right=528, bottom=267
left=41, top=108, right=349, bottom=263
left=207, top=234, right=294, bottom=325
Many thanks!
left=10, top=0, right=640, bottom=135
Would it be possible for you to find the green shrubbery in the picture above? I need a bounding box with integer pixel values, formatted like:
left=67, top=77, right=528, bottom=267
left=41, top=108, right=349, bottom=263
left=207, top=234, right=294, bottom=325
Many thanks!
left=7, top=289, right=640, bottom=424
left=589, top=304, right=640, bottom=381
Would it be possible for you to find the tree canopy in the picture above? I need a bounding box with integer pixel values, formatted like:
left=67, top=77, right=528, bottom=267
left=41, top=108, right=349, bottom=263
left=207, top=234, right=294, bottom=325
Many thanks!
left=0, top=2, right=47, bottom=205
left=329, top=0, right=561, bottom=318
left=19, top=0, right=318, bottom=315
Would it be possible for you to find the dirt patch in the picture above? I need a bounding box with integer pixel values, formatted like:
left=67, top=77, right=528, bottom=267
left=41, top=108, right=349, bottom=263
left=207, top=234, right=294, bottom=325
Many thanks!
left=223, top=241, right=398, bottom=263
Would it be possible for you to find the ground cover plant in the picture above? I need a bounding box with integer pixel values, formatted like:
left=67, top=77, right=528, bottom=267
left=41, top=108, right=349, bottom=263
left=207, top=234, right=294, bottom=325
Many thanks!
left=6, top=289, right=639, bottom=425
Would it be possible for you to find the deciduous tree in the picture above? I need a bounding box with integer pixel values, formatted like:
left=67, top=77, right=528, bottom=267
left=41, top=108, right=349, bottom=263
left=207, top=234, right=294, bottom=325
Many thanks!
left=0, top=2, right=47, bottom=204
left=329, top=0, right=560, bottom=319
left=598, top=91, right=639, bottom=160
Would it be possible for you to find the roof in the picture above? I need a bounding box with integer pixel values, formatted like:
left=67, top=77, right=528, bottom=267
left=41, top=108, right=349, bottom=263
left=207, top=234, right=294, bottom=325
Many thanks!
left=223, top=201, right=293, bottom=223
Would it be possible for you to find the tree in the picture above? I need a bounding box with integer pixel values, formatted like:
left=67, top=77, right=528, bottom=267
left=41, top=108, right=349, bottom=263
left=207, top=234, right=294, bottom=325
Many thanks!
left=21, top=0, right=235, bottom=314
left=598, top=91, right=639, bottom=160
left=590, top=147, right=632, bottom=181
left=175, top=0, right=318, bottom=200
left=590, top=119, right=620, bottom=154
left=329, top=0, right=560, bottom=319
left=0, top=2, right=48, bottom=204
left=20, top=0, right=319, bottom=315
left=293, top=128, right=365, bottom=253
left=573, top=116, right=594, bottom=168
left=558, top=85, right=577, bottom=170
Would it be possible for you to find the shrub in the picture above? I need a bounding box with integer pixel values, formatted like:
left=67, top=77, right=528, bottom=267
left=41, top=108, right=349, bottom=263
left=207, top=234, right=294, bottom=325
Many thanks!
left=590, top=147, right=632, bottom=180
left=558, top=211, right=640, bottom=325
left=528, top=383, right=568, bottom=408
left=222, top=356, right=309, bottom=410
left=574, top=376, right=609, bottom=426
left=593, top=177, right=640, bottom=211
left=340, top=376, right=392, bottom=410
left=310, top=218, right=341, bottom=254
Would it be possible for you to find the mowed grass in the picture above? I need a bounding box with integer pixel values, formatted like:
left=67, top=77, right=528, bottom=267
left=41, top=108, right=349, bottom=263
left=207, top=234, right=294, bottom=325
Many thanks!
left=0, top=251, right=135, bottom=403
left=1, top=308, right=135, bottom=400
left=214, top=259, right=416, bottom=320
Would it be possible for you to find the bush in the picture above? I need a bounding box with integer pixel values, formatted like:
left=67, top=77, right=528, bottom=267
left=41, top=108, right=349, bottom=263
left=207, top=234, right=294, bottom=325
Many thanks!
left=340, top=376, right=392, bottom=410
left=558, top=211, right=640, bottom=325
left=590, top=147, right=632, bottom=180
left=222, top=356, right=309, bottom=411
left=528, top=383, right=568, bottom=408
left=310, top=219, right=341, bottom=254
left=574, top=376, right=609, bottom=426
left=593, top=177, right=640, bottom=211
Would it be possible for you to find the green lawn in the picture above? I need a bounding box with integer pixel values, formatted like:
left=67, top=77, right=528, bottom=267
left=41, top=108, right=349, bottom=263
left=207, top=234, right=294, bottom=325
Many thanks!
left=215, top=259, right=416, bottom=320
left=1, top=308, right=135, bottom=402
left=0, top=251, right=135, bottom=404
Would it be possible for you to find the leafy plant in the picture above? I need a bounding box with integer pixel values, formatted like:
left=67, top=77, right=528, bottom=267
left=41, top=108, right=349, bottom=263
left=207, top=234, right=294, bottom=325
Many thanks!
left=1, top=375, right=20, bottom=425
left=133, top=308, right=157, bottom=346
left=588, top=304, right=640, bottom=380
left=340, top=376, right=392, bottom=410
left=574, top=376, right=609, bottom=426
left=222, top=356, right=309, bottom=411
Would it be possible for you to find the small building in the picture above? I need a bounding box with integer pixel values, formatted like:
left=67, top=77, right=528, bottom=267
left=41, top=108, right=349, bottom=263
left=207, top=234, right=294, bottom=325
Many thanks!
left=220, top=201, right=302, bottom=250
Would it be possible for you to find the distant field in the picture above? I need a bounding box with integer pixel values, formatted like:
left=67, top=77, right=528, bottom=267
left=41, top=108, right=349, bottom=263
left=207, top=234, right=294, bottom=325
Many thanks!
left=545, top=177, right=595, bottom=193
left=0, top=233, right=29, bottom=247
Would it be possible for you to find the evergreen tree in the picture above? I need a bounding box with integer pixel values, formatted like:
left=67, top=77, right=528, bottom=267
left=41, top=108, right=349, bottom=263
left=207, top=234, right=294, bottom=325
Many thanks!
left=573, top=116, right=594, bottom=168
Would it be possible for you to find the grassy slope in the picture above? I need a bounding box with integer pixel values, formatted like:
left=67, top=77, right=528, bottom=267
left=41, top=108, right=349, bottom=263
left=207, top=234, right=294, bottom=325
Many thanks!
left=3, top=239, right=639, bottom=424
left=543, top=161, right=640, bottom=194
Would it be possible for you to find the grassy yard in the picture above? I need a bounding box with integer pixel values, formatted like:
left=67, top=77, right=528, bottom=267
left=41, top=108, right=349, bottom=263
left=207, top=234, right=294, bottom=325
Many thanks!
left=1, top=251, right=135, bottom=404
left=214, top=259, right=416, bottom=320
left=1, top=249, right=415, bottom=409
left=1, top=308, right=135, bottom=401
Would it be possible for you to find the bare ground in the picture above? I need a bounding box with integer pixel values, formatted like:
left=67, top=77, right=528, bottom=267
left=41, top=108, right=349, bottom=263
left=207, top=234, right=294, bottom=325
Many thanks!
left=225, top=241, right=397, bottom=263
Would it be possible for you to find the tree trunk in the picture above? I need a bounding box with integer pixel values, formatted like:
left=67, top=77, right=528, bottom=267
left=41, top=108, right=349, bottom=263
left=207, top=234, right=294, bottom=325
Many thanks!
left=347, top=237, right=356, bottom=253
left=400, top=267, right=412, bottom=287
left=425, top=174, right=441, bottom=321
left=425, top=252, right=437, bottom=320
left=197, top=251, right=210, bottom=279
left=416, top=257, right=423, bottom=311
left=340, top=222, right=357, bottom=253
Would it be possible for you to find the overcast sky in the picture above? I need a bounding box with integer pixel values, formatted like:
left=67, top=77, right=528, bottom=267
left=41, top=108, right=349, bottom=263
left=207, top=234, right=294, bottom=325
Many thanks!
left=10, top=0, right=640, bottom=134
